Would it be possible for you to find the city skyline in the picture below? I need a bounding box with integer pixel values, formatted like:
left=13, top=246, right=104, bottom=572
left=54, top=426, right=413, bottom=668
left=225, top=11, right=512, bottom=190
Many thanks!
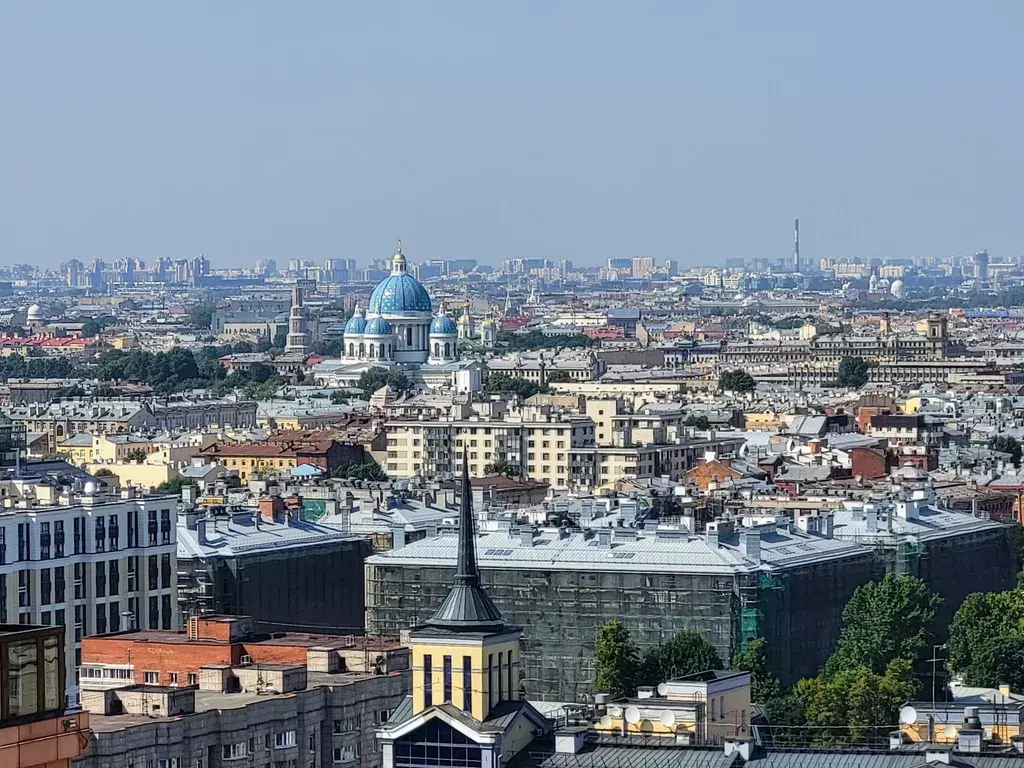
left=3, top=2, right=1024, bottom=269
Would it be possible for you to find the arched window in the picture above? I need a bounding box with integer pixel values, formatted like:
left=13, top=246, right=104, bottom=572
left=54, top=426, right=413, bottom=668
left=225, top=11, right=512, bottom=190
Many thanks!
left=359, top=342, right=365, bottom=357
left=406, top=326, right=413, bottom=346
left=434, top=343, right=440, bottom=357
left=445, top=342, right=451, bottom=357
left=348, top=343, right=354, bottom=357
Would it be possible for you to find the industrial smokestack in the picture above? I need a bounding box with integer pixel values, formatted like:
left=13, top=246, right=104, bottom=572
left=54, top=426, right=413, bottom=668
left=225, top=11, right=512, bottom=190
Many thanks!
left=793, top=218, right=801, bottom=271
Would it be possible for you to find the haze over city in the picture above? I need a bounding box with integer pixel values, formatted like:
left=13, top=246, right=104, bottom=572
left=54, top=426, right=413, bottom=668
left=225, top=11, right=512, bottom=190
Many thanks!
left=3, top=1, right=1023, bottom=268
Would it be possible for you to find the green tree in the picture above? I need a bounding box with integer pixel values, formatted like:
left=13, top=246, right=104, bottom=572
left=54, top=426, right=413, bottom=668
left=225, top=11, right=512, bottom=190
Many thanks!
left=594, top=620, right=640, bottom=700
left=639, top=629, right=722, bottom=686
left=684, top=414, right=712, bottom=430
left=246, top=363, right=275, bottom=384
left=337, top=459, right=388, bottom=481
left=356, top=367, right=414, bottom=400
left=718, top=369, right=756, bottom=392
left=989, top=435, right=1023, bottom=467
left=793, top=659, right=918, bottom=747
left=187, top=305, right=215, bottom=330
left=546, top=370, right=571, bottom=383
left=484, top=458, right=519, bottom=477
left=484, top=373, right=541, bottom=399
left=330, top=390, right=347, bottom=404
left=835, top=357, right=872, bottom=389
left=825, top=574, right=941, bottom=677
left=125, top=449, right=149, bottom=463
left=156, top=477, right=197, bottom=495
left=732, top=638, right=782, bottom=704
left=949, top=590, right=1024, bottom=686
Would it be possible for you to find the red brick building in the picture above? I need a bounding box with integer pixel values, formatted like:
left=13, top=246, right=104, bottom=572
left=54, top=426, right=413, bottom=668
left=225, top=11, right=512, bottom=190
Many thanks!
left=80, top=615, right=407, bottom=689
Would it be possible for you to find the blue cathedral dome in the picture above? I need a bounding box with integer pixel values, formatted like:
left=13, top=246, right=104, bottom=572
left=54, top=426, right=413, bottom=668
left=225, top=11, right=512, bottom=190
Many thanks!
left=364, top=316, right=394, bottom=336
left=368, top=273, right=432, bottom=314
left=429, top=315, right=458, bottom=335
left=344, top=313, right=367, bottom=334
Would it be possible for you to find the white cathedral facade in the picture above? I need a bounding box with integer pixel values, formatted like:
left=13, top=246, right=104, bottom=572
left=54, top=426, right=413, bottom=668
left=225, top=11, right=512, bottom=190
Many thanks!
left=309, top=246, right=483, bottom=392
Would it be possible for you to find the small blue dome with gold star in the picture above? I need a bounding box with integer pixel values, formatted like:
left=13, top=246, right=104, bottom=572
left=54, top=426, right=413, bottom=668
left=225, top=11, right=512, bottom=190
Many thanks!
left=429, top=315, right=458, bottom=335
left=367, top=244, right=432, bottom=315
left=344, top=307, right=367, bottom=334
left=364, top=316, right=393, bottom=336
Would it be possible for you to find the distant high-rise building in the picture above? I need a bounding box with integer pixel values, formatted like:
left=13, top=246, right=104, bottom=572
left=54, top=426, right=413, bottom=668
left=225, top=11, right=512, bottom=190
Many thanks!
left=631, top=257, right=655, bottom=279
left=254, top=258, right=277, bottom=277
left=973, top=250, right=990, bottom=280
left=62, top=259, right=83, bottom=288
left=607, top=257, right=632, bottom=272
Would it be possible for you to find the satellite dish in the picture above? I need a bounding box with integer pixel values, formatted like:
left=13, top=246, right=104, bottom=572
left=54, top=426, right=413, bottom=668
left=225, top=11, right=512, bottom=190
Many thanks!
left=657, top=683, right=668, bottom=696
left=624, top=706, right=641, bottom=725
left=599, top=715, right=612, bottom=728
left=83, top=481, right=96, bottom=495
left=660, top=710, right=676, bottom=727
left=898, top=706, right=917, bottom=725
left=944, top=724, right=958, bottom=740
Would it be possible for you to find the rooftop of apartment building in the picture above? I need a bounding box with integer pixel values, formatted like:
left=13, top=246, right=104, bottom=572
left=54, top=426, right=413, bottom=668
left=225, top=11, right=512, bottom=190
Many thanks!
left=85, top=668, right=404, bottom=734
left=368, top=518, right=867, bottom=576
left=176, top=506, right=359, bottom=558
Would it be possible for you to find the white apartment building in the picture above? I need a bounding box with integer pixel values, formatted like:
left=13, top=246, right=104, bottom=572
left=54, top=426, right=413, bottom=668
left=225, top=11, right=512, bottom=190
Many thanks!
left=0, top=483, right=179, bottom=699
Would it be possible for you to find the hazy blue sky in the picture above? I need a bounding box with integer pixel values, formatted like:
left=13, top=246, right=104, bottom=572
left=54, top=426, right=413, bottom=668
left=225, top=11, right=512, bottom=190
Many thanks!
left=1, top=2, right=1021, bottom=269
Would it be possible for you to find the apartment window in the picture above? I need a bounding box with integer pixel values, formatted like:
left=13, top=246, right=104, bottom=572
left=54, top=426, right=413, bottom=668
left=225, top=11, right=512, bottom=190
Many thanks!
left=55, top=608, right=64, bottom=628
left=188, top=673, right=197, bottom=686
left=332, top=745, right=359, bottom=764
left=147, top=511, right=157, bottom=546
left=109, top=601, right=121, bottom=632
left=94, top=517, right=105, bottom=553
left=148, top=555, right=158, bottom=590
left=443, top=655, right=452, bottom=703
left=161, top=594, right=171, bottom=630
left=1, top=578, right=8, bottom=619
left=127, top=597, right=137, bottom=629
left=95, top=603, right=106, bottom=634
left=148, top=596, right=158, bottom=629
left=161, top=554, right=171, bottom=589
left=73, top=516, right=84, bottom=554
left=308, top=733, right=315, bottom=752
left=54, top=520, right=64, bottom=557
left=95, top=561, right=106, bottom=598
left=40, top=567, right=51, bottom=606
left=18, top=570, right=29, bottom=607
left=275, top=731, right=296, bottom=748
left=423, top=654, right=432, bottom=708
left=487, top=653, right=494, bottom=705
left=109, top=560, right=120, bottom=595
left=462, top=656, right=472, bottom=713
left=0, top=527, right=5, bottom=564
left=127, top=511, right=138, bottom=548
left=17, top=522, right=27, bottom=561
left=41, top=610, right=51, bottom=625
left=109, top=515, right=119, bottom=550
left=160, top=509, right=172, bottom=545
left=221, top=743, right=246, bottom=760
left=144, top=671, right=159, bottom=684
left=127, top=557, right=137, bottom=591
left=498, top=651, right=504, bottom=700
left=40, top=522, right=51, bottom=560
left=74, top=605, right=84, bottom=642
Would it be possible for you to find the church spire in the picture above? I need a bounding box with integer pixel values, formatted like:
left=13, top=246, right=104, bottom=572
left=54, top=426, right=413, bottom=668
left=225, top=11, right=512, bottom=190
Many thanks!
left=425, top=461, right=505, bottom=632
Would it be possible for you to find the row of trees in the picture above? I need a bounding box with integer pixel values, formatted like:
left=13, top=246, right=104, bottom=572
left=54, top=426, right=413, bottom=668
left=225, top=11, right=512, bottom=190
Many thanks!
left=593, top=574, right=942, bottom=747
left=498, top=330, right=595, bottom=351
left=717, top=356, right=873, bottom=393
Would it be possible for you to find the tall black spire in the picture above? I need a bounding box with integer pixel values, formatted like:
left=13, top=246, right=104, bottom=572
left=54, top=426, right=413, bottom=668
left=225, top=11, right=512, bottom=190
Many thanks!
left=425, top=461, right=505, bottom=632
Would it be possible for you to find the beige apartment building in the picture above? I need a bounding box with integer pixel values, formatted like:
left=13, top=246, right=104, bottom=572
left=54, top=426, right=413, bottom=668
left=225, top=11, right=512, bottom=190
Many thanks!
left=385, top=415, right=595, bottom=491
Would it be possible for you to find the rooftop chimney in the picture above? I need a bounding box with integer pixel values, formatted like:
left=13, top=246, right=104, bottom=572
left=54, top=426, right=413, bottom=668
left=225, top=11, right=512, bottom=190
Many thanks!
left=739, top=529, right=761, bottom=562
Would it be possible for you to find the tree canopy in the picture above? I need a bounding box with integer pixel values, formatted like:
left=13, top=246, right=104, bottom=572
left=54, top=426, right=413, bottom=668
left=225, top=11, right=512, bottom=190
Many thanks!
left=485, top=373, right=542, bottom=399
left=639, top=629, right=722, bottom=686
left=835, top=357, right=872, bottom=389
left=357, top=367, right=414, bottom=400
left=824, top=574, right=941, bottom=677
left=186, top=304, right=216, bottom=330
left=594, top=620, right=640, bottom=700
left=718, top=369, right=756, bottom=392
left=949, top=590, right=1024, bottom=688
left=733, top=638, right=781, bottom=704
left=498, top=330, right=594, bottom=351
left=989, top=435, right=1023, bottom=467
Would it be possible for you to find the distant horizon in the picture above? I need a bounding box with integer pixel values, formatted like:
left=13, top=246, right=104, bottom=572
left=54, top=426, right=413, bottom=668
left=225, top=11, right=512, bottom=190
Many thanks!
left=3, top=2, right=1023, bottom=269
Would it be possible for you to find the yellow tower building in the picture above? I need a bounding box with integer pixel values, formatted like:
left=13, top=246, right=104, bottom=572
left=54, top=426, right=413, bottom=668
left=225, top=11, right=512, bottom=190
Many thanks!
left=375, top=462, right=549, bottom=767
